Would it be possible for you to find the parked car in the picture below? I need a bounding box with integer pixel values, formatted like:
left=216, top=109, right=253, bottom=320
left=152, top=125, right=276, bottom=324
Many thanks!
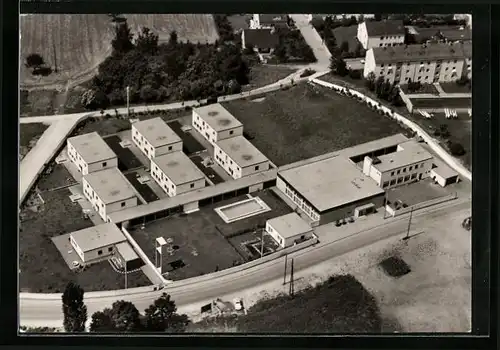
left=234, top=298, right=243, bottom=311
left=335, top=220, right=342, bottom=227
left=348, top=217, right=355, bottom=223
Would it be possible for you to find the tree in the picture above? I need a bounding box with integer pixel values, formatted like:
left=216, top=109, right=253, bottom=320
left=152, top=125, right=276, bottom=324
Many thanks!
left=348, top=69, right=362, bottom=80
left=227, top=79, right=241, bottom=94
left=89, top=310, right=115, bottom=332
left=25, top=53, right=44, bottom=69
left=109, top=300, right=142, bottom=332
left=62, top=282, right=87, bottom=333
left=330, top=56, right=348, bottom=77
left=135, top=27, right=159, bottom=55
left=144, top=293, right=190, bottom=332
left=374, top=13, right=382, bottom=21
left=449, top=142, right=466, bottom=156
left=169, top=31, right=178, bottom=46
left=374, top=76, right=385, bottom=96
left=339, top=41, right=349, bottom=53
left=358, top=14, right=365, bottom=23
left=112, top=21, right=134, bottom=54
left=365, top=72, right=376, bottom=91
left=139, top=85, right=158, bottom=102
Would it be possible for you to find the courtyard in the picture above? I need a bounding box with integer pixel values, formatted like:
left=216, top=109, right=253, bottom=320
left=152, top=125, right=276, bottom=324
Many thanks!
left=386, top=179, right=454, bottom=208
left=222, top=83, right=407, bottom=166
left=129, top=189, right=292, bottom=280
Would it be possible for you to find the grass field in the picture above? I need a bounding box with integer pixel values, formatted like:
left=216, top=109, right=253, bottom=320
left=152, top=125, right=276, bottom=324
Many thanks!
left=19, top=188, right=151, bottom=292
left=20, top=14, right=219, bottom=89
left=439, top=82, right=471, bottom=94
left=222, top=83, right=407, bottom=166
left=129, top=189, right=291, bottom=280
left=400, top=83, right=439, bottom=95
left=332, top=25, right=360, bottom=54
left=20, top=122, right=50, bottom=160
left=243, top=65, right=296, bottom=92
left=20, top=89, right=60, bottom=116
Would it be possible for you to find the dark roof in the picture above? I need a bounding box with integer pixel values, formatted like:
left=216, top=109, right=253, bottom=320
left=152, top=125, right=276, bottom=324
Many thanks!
left=243, top=29, right=279, bottom=49
left=413, top=26, right=472, bottom=42
left=365, top=20, right=405, bottom=37
left=258, top=14, right=288, bottom=25
left=372, top=42, right=472, bottom=64
left=410, top=97, right=472, bottom=109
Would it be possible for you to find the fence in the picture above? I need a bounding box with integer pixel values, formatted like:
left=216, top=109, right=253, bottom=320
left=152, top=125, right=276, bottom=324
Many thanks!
left=386, top=192, right=458, bottom=217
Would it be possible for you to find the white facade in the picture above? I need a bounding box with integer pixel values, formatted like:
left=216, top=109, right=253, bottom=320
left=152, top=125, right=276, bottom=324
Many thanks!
left=276, top=176, right=321, bottom=223
left=266, top=213, right=314, bottom=248
left=67, top=133, right=117, bottom=176
left=357, top=22, right=405, bottom=50
left=131, top=119, right=183, bottom=161
left=69, top=224, right=126, bottom=263
left=70, top=234, right=117, bottom=263
left=192, top=104, right=243, bottom=146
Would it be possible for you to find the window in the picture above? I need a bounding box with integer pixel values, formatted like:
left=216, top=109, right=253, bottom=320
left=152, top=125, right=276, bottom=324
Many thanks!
left=229, top=130, right=234, bottom=135
left=171, top=184, right=174, bottom=189
left=168, top=146, right=172, bottom=151
left=255, top=165, right=260, bottom=171
left=403, top=167, right=407, bottom=173
left=397, top=170, right=401, bottom=175
left=391, top=171, right=395, bottom=176
left=121, top=202, right=126, bottom=207
left=381, top=64, right=384, bottom=68
left=108, top=247, right=113, bottom=252
left=411, top=173, right=417, bottom=179
left=190, top=183, right=195, bottom=188
left=404, top=175, right=410, bottom=182
left=383, top=181, right=389, bottom=188
left=409, top=166, right=413, bottom=171
left=98, top=250, right=103, bottom=255
left=397, top=177, right=403, bottom=184
left=390, top=179, right=396, bottom=186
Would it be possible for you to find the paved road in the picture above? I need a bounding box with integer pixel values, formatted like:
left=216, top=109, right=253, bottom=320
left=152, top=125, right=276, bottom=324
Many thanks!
left=20, top=198, right=470, bottom=328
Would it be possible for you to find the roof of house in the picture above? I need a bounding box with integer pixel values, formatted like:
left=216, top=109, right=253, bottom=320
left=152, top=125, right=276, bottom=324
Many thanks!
left=257, top=14, right=288, bottom=25
left=412, top=26, right=472, bottom=42
left=83, top=167, right=137, bottom=204
left=409, top=97, right=472, bottom=109
left=431, top=158, right=459, bottom=179
left=371, top=140, right=433, bottom=172
left=193, top=103, right=243, bottom=132
left=267, top=213, right=312, bottom=239
left=216, top=135, right=269, bottom=168
left=132, top=118, right=182, bottom=148
left=67, top=132, right=116, bottom=164
left=364, top=20, right=405, bottom=37
left=152, top=151, right=205, bottom=185
left=242, top=29, right=279, bottom=49
left=279, top=155, right=385, bottom=212
left=372, top=42, right=472, bottom=64
left=70, top=223, right=126, bottom=253
left=115, top=242, right=139, bottom=262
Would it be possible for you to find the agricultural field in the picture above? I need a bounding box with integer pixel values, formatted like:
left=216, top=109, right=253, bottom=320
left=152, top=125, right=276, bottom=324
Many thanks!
left=20, top=14, right=219, bottom=89
left=20, top=122, right=50, bottom=160
left=223, top=83, right=407, bottom=166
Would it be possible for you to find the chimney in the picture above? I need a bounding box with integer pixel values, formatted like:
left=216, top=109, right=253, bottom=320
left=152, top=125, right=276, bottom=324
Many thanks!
left=363, top=156, right=373, bottom=176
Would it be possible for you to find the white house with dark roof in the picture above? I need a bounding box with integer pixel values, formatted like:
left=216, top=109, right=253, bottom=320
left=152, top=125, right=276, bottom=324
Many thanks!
left=82, top=167, right=138, bottom=222
left=357, top=20, right=405, bottom=50
left=192, top=103, right=243, bottom=146
left=150, top=151, right=206, bottom=197
left=131, top=117, right=183, bottom=161
left=67, top=132, right=117, bottom=175
left=214, top=135, right=270, bottom=179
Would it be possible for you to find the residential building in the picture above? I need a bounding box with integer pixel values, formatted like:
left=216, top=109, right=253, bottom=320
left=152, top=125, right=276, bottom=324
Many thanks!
left=69, top=223, right=127, bottom=264
left=357, top=20, right=405, bottom=50
left=277, top=156, right=385, bottom=225
left=249, top=14, right=288, bottom=29
left=363, top=42, right=472, bottom=84
left=67, top=132, right=117, bottom=175
left=214, top=135, right=270, bottom=179
left=266, top=213, right=314, bottom=248
left=192, top=103, right=243, bottom=146
left=241, top=29, right=279, bottom=54
left=82, top=167, right=138, bottom=222
left=362, top=140, right=433, bottom=189
left=131, top=118, right=182, bottom=161
left=151, top=151, right=206, bottom=197
left=409, top=26, right=472, bottom=44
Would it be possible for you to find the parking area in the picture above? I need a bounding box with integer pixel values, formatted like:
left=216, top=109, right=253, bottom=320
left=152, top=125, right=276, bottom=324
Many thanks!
left=129, top=189, right=292, bottom=280
left=103, top=135, right=143, bottom=171
left=125, top=172, right=160, bottom=203
left=190, top=155, right=225, bottom=185
left=386, top=179, right=451, bottom=208
left=167, top=120, right=205, bottom=156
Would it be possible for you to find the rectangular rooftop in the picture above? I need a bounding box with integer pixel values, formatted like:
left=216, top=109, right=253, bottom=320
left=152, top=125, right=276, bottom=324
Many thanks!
left=372, top=42, right=472, bottom=64
left=84, top=167, right=137, bottom=204
left=70, top=223, right=126, bottom=252
left=132, top=117, right=182, bottom=148
left=67, top=132, right=116, bottom=164
left=152, top=151, right=205, bottom=185
left=193, top=103, right=243, bottom=132
left=372, top=140, right=433, bottom=172
left=267, top=212, right=312, bottom=239
left=217, top=135, right=269, bottom=168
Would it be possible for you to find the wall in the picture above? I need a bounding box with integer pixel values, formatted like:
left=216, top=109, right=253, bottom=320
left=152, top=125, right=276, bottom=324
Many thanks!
left=216, top=126, right=244, bottom=142
left=150, top=161, right=176, bottom=196
left=213, top=143, right=241, bottom=179
left=387, top=192, right=458, bottom=217
left=82, top=177, right=106, bottom=221
left=266, top=222, right=285, bottom=248
left=249, top=183, right=264, bottom=193
left=319, top=193, right=385, bottom=224
left=276, top=176, right=321, bottom=222
left=83, top=244, right=117, bottom=263
left=357, top=22, right=368, bottom=49
left=192, top=111, right=217, bottom=145
left=87, top=158, right=118, bottom=174
left=183, top=201, right=199, bottom=213
left=367, top=34, right=405, bottom=50
left=67, top=141, right=89, bottom=175
left=155, top=141, right=183, bottom=158
left=176, top=178, right=206, bottom=196
left=363, top=49, right=376, bottom=77
left=106, top=197, right=139, bottom=217
left=241, top=160, right=271, bottom=178
left=378, top=158, right=433, bottom=189
left=132, top=126, right=155, bottom=160
left=283, top=230, right=314, bottom=248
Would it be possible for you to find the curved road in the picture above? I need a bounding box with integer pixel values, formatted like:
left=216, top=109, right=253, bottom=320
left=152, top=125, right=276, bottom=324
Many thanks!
left=20, top=198, right=470, bottom=327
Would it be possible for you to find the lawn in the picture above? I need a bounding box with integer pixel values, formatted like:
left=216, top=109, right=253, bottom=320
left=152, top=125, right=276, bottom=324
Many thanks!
left=332, top=25, right=361, bottom=55
left=222, top=83, right=407, bottom=166
left=399, top=83, right=439, bottom=95
left=125, top=172, right=160, bottom=203
left=129, top=189, right=292, bottom=280
left=20, top=89, right=60, bottom=116
left=243, top=65, right=296, bottom=92
left=20, top=14, right=218, bottom=89
left=438, top=82, right=472, bottom=94
left=19, top=189, right=151, bottom=292
left=410, top=97, right=471, bottom=109
left=73, top=116, right=131, bottom=137
left=20, top=122, right=49, bottom=148
left=36, top=163, right=77, bottom=191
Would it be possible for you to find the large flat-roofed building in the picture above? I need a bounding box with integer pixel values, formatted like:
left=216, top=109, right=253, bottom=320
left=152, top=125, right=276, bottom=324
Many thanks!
left=82, top=167, right=138, bottom=222
left=67, top=132, right=117, bottom=175
left=362, top=140, right=433, bottom=189
left=363, top=42, right=472, bottom=84
left=70, top=223, right=126, bottom=263
left=357, top=20, right=405, bottom=50
left=266, top=213, right=314, bottom=248
left=277, top=156, right=385, bottom=225
left=214, top=135, right=270, bottom=179
left=131, top=118, right=183, bottom=161
left=192, top=104, right=243, bottom=146
left=151, top=151, right=206, bottom=197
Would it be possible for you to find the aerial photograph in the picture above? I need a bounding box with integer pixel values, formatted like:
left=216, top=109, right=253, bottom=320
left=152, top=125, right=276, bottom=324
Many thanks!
left=19, top=13, right=472, bottom=333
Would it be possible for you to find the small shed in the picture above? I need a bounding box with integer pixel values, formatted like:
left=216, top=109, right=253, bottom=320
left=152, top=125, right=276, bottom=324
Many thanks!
left=430, top=161, right=459, bottom=187
left=115, top=242, right=143, bottom=271
left=266, top=213, right=313, bottom=248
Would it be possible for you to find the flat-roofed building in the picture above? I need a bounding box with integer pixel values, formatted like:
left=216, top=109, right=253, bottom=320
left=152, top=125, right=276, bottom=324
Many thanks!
left=214, top=135, right=270, bottom=179
left=131, top=118, right=182, bottom=161
left=69, top=223, right=126, bottom=263
left=115, top=241, right=143, bottom=271
left=82, top=167, right=138, bottom=222
left=266, top=213, right=314, bottom=248
left=151, top=151, right=206, bottom=197
left=357, top=20, right=405, bottom=50
left=277, top=156, right=385, bottom=225
left=364, top=42, right=472, bottom=84
left=430, top=158, right=459, bottom=187
left=192, top=104, right=243, bottom=146
left=67, top=132, right=117, bottom=175
left=362, top=140, right=433, bottom=189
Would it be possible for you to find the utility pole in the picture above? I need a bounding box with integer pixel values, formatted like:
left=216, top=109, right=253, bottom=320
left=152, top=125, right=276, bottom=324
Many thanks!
left=53, top=41, right=58, bottom=73
left=403, top=207, right=414, bottom=241
left=126, top=86, right=130, bottom=117
left=124, top=262, right=128, bottom=289
left=383, top=192, right=388, bottom=219
left=260, top=228, right=264, bottom=258
left=283, top=254, right=288, bottom=285
left=289, top=258, right=295, bottom=297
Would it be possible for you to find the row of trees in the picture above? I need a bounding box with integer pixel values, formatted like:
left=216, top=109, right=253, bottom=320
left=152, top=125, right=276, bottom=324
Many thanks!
left=365, top=73, right=404, bottom=106
left=84, top=19, right=249, bottom=110
left=60, top=281, right=189, bottom=333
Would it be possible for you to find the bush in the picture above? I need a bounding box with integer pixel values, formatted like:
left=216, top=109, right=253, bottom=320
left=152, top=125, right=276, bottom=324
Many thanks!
left=348, top=69, right=362, bottom=80
left=449, top=142, right=466, bottom=156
